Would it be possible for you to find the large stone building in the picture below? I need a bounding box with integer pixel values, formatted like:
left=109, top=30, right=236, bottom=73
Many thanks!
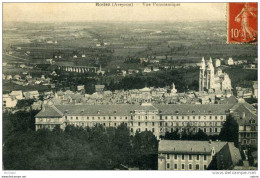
left=199, top=57, right=232, bottom=97
left=158, top=140, right=241, bottom=170
left=35, top=100, right=255, bottom=140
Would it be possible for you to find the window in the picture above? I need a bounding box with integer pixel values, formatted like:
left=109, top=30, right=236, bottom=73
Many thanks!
left=215, top=128, right=218, bottom=133
left=92, top=117, right=94, bottom=120
left=165, top=116, right=167, bottom=120
left=138, top=116, right=141, bottom=119
left=193, top=116, right=195, bottom=119
left=189, top=155, right=192, bottom=160
left=204, top=165, right=207, bottom=170
left=174, top=155, right=177, bottom=160
left=174, top=164, right=177, bottom=169
left=197, top=155, right=200, bottom=160
left=87, top=117, right=89, bottom=120
left=167, top=163, right=170, bottom=169
left=165, top=122, right=168, bottom=127
left=215, top=116, right=217, bottom=119
left=182, top=154, right=185, bottom=160
left=125, top=117, right=127, bottom=120
left=167, top=154, right=170, bottom=159
left=210, top=128, right=212, bottom=132
left=71, top=117, right=73, bottom=120
left=114, top=123, right=117, bottom=126
left=196, top=164, right=199, bottom=170
left=204, top=155, right=207, bottom=161
left=152, top=128, right=155, bottom=132
left=138, top=122, right=141, bottom=126
left=204, top=128, right=207, bottom=132
left=189, top=164, right=192, bottom=170
left=182, top=164, right=185, bottom=170
left=145, top=116, right=148, bottom=119
left=114, top=117, right=116, bottom=120
left=103, top=117, right=106, bottom=120
left=145, top=128, right=148, bottom=131
left=182, top=116, right=184, bottom=119
left=145, top=122, right=147, bottom=126
left=130, top=128, right=133, bottom=132
left=152, top=122, right=155, bottom=126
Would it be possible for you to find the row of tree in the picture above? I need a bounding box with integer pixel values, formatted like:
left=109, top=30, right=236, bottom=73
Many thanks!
left=162, top=115, right=239, bottom=147
left=3, top=111, right=158, bottom=170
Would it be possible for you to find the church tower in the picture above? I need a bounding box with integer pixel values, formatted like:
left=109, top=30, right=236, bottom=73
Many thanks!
left=206, top=57, right=215, bottom=90
left=199, top=57, right=206, bottom=91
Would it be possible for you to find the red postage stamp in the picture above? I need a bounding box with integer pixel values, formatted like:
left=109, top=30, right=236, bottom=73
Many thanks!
left=228, top=2, right=258, bottom=44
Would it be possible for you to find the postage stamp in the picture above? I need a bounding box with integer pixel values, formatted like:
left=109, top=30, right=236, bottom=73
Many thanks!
left=227, top=2, right=258, bottom=44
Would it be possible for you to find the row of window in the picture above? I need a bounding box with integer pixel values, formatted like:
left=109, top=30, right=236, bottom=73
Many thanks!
left=240, top=132, right=257, bottom=138
left=159, top=121, right=223, bottom=127
left=66, top=116, right=130, bottom=120
left=167, top=154, right=207, bottom=161
left=160, top=127, right=221, bottom=133
left=162, top=115, right=224, bottom=120
left=166, top=163, right=207, bottom=170
left=64, top=115, right=225, bottom=121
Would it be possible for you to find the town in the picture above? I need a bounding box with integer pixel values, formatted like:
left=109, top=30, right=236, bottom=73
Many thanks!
left=2, top=18, right=258, bottom=171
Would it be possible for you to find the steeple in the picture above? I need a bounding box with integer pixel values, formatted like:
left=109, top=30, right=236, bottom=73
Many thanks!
left=200, top=57, right=205, bottom=69
left=207, top=57, right=214, bottom=70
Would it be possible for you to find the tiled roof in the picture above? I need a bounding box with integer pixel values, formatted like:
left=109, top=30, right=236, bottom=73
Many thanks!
left=232, top=103, right=257, bottom=125
left=35, top=103, right=236, bottom=117
left=155, top=104, right=233, bottom=115
left=35, top=105, right=63, bottom=118
left=158, top=140, right=227, bottom=155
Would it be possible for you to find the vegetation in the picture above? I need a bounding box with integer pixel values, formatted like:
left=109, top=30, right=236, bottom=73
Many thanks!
left=218, top=115, right=239, bottom=147
left=3, top=111, right=158, bottom=170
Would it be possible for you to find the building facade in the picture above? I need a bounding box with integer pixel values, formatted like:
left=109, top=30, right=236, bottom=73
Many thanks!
left=35, top=102, right=236, bottom=138
left=158, top=140, right=241, bottom=170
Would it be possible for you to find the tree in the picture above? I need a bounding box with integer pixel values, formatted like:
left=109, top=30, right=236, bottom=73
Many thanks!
left=132, top=131, right=158, bottom=170
left=164, top=130, right=180, bottom=140
left=192, top=129, right=209, bottom=141
left=218, top=115, right=239, bottom=147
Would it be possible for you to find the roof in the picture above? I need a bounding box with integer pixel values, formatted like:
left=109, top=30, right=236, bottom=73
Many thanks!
left=155, top=104, right=233, bottom=115
left=35, top=103, right=236, bottom=117
left=35, top=105, right=63, bottom=118
left=232, top=103, right=257, bottom=125
left=95, top=85, right=105, bottom=89
left=10, top=90, right=23, bottom=96
left=215, top=142, right=241, bottom=170
left=158, top=140, right=227, bottom=155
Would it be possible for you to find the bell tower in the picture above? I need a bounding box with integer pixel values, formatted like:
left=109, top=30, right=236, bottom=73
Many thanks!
left=199, top=57, right=206, bottom=91
left=206, top=57, right=215, bottom=90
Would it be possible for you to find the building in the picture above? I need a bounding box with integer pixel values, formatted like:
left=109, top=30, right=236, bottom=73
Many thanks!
left=158, top=140, right=241, bottom=170
left=215, top=59, right=221, bottom=67
left=3, top=94, right=18, bottom=108
left=225, top=57, right=234, bottom=65
left=9, top=90, right=24, bottom=100
left=231, top=102, right=257, bottom=146
left=199, top=57, right=232, bottom=96
left=95, top=85, right=105, bottom=93
left=35, top=102, right=235, bottom=138
left=23, top=91, right=40, bottom=100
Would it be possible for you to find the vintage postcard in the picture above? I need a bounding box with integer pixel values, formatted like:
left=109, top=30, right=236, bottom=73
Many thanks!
left=1, top=2, right=258, bottom=178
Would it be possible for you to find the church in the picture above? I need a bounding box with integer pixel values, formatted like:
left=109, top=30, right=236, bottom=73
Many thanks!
left=199, top=57, right=232, bottom=97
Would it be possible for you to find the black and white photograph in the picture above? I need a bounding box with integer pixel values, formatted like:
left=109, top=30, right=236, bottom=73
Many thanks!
left=1, top=1, right=258, bottom=177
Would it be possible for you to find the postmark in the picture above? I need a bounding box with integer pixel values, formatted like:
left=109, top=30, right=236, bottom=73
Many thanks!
left=227, top=2, right=257, bottom=44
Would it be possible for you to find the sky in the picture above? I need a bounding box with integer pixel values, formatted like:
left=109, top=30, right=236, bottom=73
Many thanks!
left=3, top=3, right=226, bottom=22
